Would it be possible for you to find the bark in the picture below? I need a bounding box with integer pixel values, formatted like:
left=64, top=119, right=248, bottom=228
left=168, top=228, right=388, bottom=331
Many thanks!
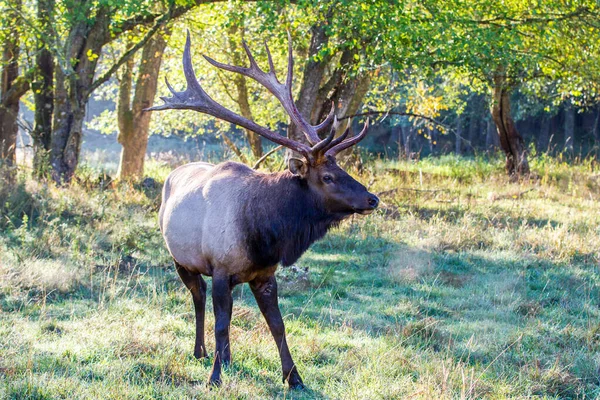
left=343, top=72, right=371, bottom=122
left=564, top=101, right=575, bottom=155
left=117, top=31, right=169, bottom=180
left=31, top=0, right=55, bottom=178
left=490, top=76, right=529, bottom=176
left=228, top=24, right=261, bottom=158
left=0, top=0, right=22, bottom=176
left=312, top=48, right=357, bottom=124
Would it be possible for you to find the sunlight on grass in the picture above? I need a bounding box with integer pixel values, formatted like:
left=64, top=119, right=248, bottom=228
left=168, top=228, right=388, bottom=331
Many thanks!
left=1, top=154, right=599, bottom=399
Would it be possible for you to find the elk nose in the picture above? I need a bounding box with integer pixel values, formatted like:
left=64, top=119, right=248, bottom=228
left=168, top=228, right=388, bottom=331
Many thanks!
left=367, top=194, right=379, bottom=209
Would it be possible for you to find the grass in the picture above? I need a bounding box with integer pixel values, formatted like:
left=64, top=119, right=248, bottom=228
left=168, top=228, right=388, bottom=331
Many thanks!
left=1, top=153, right=599, bottom=399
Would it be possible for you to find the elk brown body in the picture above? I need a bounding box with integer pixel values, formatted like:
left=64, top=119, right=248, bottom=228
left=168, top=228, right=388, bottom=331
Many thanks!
left=150, top=32, right=378, bottom=388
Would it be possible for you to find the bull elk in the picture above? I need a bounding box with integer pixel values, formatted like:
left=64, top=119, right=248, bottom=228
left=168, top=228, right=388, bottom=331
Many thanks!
left=148, top=32, right=379, bottom=388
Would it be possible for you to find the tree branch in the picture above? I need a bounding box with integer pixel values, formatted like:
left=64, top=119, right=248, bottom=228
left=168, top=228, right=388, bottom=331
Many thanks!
left=253, top=145, right=283, bottom=169
left=87, top=10, right=172, bottom=96
left=341, top=110, right=449, bottom=130
left=1, top=73, right=32, bottom=107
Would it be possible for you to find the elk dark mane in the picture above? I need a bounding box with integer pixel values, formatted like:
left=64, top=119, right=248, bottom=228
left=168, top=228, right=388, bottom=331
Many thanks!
left=241, top=170, right=344, bottom=268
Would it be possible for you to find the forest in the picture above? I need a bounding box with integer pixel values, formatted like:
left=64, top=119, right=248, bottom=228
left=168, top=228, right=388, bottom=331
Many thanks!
left=1, top=0, right=600, bottom=399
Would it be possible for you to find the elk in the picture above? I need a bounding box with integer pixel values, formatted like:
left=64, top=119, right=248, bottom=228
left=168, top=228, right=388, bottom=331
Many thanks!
left=148, top=32, right=379, bottom=389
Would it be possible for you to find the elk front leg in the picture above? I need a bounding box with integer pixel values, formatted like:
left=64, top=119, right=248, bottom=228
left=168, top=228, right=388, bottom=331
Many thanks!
left=250, top=275, right=304, bottom=389
left=209, top=274, right=233, bottom=386
left=175, top=262, right=208, bottom=359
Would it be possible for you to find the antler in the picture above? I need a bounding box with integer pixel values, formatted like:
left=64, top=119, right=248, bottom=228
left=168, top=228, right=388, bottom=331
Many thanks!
left=325, top=119, right=370, bottom=157
left=203, top=32, right=336, bottom=145
left=147, top=31, right=369, bottom=163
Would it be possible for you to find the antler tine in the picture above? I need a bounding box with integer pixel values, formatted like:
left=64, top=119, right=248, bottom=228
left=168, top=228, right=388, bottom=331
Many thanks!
left=241, top=40, right=259, bottom=68
left=146, top=31, right=314, bottom=160
left=203, top=32, right=323, bottom=146
left=310, top=123, right=337, bottom=154
left=314, top=101, right=336, bottom=134
left=264, top=40, right=277, bottom=77
left=285, top=31, right=294, bottom=89
left=309, top=116, right=352, bottom=157
left=325, top=119, right=370, bottom=157
left=327, top=119, right=351, bottom=149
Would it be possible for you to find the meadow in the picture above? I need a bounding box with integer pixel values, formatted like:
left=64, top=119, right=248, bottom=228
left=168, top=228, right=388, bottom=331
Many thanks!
left=1, top=153, right=599, bottom=399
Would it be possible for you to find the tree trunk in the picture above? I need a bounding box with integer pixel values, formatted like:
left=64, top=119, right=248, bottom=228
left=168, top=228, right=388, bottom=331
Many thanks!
left=490, top=77, right=529, bottom=176
left=51, top=67, right=85, bottom=184
left=427, top=126, right=435, bottom=154
left=467, top=111, right=480, bottom=153
left=393, top=125, right=404, bottom=159
left=329, top=71, right=371, bottom=164
left=537, top=116, right=551, bottom=153
left=51, top=9, right=110, bottom=184
left=564, top=101, right=575, bottom=155
left=312, top=48, right=357, bottom=124
left=31, top=0, right=55, bottom=178
left=593, top=105, right=600, bottom=156
left=455, top=113, right=463, bottom=155
left=403, top=126, right=412, bottom=158
left=117, top=31, right=169, bottom=180
left=227, top=24, right=262, bottom=159
left=485, top=116, right=499, bottom=150
left=0, top=0, right=22, bottom=178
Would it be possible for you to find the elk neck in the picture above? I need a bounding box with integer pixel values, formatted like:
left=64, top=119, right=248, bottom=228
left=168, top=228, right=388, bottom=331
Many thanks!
left=241, top=169, right=343, bottom=269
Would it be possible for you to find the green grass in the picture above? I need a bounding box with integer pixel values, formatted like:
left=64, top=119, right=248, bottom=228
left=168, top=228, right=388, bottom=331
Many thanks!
left=1, top=155, right=599, bottom=399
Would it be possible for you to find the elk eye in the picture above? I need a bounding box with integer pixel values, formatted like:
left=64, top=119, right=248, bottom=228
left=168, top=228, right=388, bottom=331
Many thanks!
left=322, top=175, right=333, bottom=184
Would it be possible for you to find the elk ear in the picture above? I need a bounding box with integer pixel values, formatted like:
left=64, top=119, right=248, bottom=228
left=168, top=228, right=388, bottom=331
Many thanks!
left=288, top=158, right=309, bottom=177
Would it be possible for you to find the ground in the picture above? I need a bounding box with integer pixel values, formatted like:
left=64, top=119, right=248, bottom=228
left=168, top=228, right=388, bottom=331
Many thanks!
left=1, top=153, right=599, bottom=399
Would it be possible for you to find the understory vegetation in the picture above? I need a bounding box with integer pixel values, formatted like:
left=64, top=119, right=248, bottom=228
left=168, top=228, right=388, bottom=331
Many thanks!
left=1, top=154, right=599, bottom=399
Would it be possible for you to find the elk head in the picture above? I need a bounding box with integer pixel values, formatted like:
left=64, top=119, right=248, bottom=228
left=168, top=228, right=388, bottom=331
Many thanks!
left=147, top=31, right=379, bottom=216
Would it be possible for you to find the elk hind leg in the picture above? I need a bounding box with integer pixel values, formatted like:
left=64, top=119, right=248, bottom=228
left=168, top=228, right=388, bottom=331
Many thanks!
left=175, top=262, right=208, bottom=359
left=209, top=273, right=233, bottom=386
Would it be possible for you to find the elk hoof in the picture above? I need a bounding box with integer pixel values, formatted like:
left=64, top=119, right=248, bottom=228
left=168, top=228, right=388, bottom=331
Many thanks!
left=194, top=348, right=208, bottom=359
left=287, top=375, right=305, bottom=390
left=289, top=381, right=306, bottom=390
left=208, top=377, right=221, bottom=388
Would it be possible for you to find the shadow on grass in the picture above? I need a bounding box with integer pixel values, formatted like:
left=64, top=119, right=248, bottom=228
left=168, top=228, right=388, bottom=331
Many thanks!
left=226, top=230, right=599, bottom=398
left=3, top=227, right=599, bottom=398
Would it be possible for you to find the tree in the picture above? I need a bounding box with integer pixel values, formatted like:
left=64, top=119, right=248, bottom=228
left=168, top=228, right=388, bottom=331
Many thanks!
left=31, top=0, right=55, bottom=178
left=226, top=20, right=262, bottom=158
left=49, top=2, right=176, bottom=184
left=383, top=0, right=600, bottom=176
left=0, top=0, right=28, bottom=179
left=117, top=29, right=170, bottom=180
left=8, top=0, right=231, bottom=184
